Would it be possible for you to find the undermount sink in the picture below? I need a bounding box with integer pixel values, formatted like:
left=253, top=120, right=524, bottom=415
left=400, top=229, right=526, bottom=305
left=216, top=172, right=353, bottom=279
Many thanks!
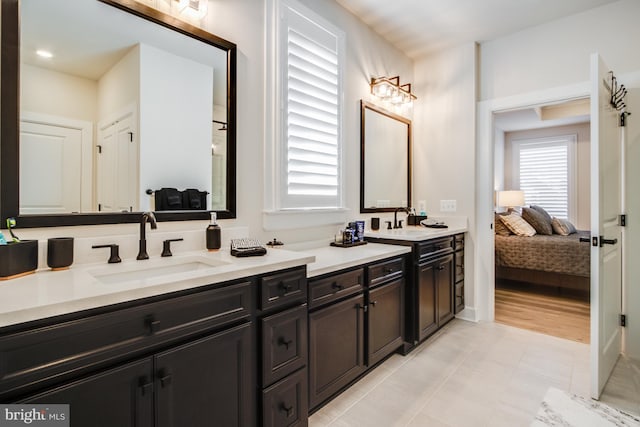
left=90, top=256, right=230, bottom=284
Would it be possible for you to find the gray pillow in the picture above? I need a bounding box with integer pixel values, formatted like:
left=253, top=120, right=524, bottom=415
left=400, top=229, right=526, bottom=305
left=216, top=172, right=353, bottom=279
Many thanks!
left=530, top=205, right=553, bottom=224
left=551, top=217, right=577, bottom=235
left=522, top=207, right=553, bottom=235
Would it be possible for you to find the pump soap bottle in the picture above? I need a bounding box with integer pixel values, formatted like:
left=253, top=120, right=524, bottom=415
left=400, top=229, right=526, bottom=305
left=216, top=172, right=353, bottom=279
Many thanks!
left=206, top=212, right=221, bottom=251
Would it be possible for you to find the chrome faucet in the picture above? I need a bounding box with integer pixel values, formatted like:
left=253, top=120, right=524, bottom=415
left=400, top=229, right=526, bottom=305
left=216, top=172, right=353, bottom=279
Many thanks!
left=394, top=207, right=410, bottom=229
left=137, top=211, right=157, bottom=260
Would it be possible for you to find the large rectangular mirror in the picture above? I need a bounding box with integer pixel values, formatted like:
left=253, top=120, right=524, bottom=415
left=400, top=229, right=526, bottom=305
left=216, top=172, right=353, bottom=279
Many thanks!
left=360, top=101, right=412, bottom=212
left=1, top=0, right=236, bottom=227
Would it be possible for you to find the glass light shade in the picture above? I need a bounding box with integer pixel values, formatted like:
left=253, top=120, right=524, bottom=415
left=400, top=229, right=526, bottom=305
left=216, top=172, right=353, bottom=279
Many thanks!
left=497, top=190, right=525, bottom=208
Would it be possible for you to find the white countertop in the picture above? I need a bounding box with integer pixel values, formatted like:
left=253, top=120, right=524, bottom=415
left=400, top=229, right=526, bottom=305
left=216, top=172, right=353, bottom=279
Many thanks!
left=0, top=248, right=314, bottom=328
left=364, top=220, right=468, bottom=242
left=298, top=242, right=412, bottom=278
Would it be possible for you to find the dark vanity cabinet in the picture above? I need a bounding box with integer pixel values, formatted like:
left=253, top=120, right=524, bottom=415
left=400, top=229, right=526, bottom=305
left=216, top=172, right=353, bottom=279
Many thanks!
left=454, top=234, right=465, bottom=313
left=18, top=323, right=253, bottom=427
left=257, top=267, right=309, bottom=427
left=366, top=233, right=464, bottom=350
left=0, top=267, right=309, bottom=427
left=308, top=257, right=405, bottom=410
left=415, top=237, right=455, bottom=343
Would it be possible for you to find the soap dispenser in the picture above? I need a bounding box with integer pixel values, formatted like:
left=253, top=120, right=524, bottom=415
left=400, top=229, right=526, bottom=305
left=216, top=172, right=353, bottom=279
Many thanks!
left=206, top=212, right=221, bottom=251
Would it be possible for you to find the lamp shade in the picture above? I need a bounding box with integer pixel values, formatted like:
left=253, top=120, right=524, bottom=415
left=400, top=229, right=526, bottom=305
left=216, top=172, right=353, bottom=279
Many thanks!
left=497, top=190, right=525, bottom=208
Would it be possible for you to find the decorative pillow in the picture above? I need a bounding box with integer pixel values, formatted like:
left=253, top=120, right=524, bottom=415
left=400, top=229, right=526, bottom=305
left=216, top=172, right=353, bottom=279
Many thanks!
left=522, top=207, right=553, bottom=235
left=551, top=217, right=577, bottom=235
left=499, top=213, right=537, bottom=237
left=494, top=213, right=512, bottom=236
left=530, top=205, right=553, bottom=224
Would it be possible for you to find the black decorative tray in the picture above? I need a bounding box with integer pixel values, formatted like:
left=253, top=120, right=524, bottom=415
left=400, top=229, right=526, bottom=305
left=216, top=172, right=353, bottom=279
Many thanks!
left=330, top=241, right=368, bottom=248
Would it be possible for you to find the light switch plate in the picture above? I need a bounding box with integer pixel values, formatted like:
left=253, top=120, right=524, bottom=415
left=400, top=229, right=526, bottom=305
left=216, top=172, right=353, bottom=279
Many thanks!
left=440, top=200, right=457, bottom=212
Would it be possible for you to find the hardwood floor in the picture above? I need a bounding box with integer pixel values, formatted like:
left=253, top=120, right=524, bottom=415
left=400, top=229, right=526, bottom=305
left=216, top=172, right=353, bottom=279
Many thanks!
left=495, top=280, right=590, bottom=343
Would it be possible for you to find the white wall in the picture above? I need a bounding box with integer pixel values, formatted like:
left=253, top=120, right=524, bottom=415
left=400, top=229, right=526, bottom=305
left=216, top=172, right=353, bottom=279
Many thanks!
left=138, top=43, right=213, bottom=209
left=413, top=42, right=477, bottom=314
left=21, top=64, right=97, bottom=123
left=503, top=123, right=591, bottom=230
left=202, top=0, right=415, bottom=243
left=97, top=46, right=139, bottom=121
left=479, top=0, right=640, bottom=101
left=413, top=0, right=640, bottom=350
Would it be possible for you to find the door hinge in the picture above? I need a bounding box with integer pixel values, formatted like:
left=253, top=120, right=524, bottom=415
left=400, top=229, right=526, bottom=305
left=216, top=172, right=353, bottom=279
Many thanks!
left=620, top=214, right=626, bottom=227
left=128, top=131, right=134, bottom=142
left=98, top=203, right=102, bottom=211
left=97, top=144, right=102, bottom=154
left=620, top=314, right=626, bottom=327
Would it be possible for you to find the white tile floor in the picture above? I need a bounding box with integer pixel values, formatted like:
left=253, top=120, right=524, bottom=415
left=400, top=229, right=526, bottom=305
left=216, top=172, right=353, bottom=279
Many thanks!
left=309, top=319, right=640, bottom=427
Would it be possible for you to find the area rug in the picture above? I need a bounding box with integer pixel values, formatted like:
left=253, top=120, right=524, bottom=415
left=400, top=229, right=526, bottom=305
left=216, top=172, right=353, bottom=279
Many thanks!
left=531, top=387, right=640, bottom=426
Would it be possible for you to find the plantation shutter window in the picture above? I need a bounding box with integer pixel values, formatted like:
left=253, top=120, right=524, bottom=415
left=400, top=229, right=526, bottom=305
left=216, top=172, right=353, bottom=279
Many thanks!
left=512, top=135, right=577, bottom=220
left=279, top=2, right=344, bottom=210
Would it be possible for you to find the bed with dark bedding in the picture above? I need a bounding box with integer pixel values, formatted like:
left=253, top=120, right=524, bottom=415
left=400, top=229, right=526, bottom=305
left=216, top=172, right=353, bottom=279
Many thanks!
left=494, top=208, right=591, bottom=292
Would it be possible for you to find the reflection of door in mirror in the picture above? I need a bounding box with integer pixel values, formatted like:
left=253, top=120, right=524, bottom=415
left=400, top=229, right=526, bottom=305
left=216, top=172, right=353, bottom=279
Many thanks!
left=18, top=0, right=228, bottom=215
left=19, top=114, right=91, bottom=214
left=360, top=101, right=411, bottom=213
left=97, top=110, right=137, bottom=212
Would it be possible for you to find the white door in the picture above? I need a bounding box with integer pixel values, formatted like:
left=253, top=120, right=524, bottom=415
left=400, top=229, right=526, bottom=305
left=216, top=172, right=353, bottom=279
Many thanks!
left=97, top=113, right=137, bottom=212
left=590, top=53, right=623, bottom=399
left=97, top=122, right=116, bottom=212
left=19, top=121, right=82, bottom=214
left=114, top=115, right=137, bottom=212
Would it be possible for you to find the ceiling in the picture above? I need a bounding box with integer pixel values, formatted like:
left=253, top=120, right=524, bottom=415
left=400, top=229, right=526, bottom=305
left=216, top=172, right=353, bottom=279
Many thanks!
left=335, top=0, right=619, bottom=59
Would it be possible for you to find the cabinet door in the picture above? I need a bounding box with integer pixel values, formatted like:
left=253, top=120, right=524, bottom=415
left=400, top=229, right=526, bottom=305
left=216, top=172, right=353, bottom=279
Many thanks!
left=417, top=262, right=437, bottom=341
left=155, top=322, right=254, bottom=427
left=309, top=293, right=365, bottom=409
left=262, top=305, right=308, bottom=386
left=436, top=255, right=455, bottom=326
left=368, top=278, right=404, bottom=366
left=21, top=359, right=153, bottom=427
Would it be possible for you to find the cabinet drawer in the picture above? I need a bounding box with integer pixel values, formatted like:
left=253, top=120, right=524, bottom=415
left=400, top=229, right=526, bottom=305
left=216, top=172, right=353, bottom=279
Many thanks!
left=0, top=280, right=252, bottom=399
left=261, top=305, right=307, bottom=387
left=367, top=257, right=404, bottom=287
left=417, top=237, right=453, bottom=261
left=455, top=250, right=465, bottom=283
left=309, top=269, right=363, bottom=309
left=262, top=368, right=308, bottom=427
left=455, top=282, right=464, bottom=313
left=260, top=268, right=307, bottom=312
left=454, top=233, right=464, bottom=251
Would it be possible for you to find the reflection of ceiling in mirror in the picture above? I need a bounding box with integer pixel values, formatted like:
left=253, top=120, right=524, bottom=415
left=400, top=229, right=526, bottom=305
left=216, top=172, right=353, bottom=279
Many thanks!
left=21, top=0, right=226, bottom=99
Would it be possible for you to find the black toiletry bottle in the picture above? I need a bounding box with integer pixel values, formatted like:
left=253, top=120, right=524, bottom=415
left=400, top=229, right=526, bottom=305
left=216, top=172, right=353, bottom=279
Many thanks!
left=206, top=212, right=221, bottom=251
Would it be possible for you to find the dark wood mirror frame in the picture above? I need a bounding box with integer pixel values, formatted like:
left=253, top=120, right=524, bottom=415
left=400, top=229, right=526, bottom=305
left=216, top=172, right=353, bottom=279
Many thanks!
left=0, top=0, right=237, bottom=228
left=360, top=100, right=412, bottom=213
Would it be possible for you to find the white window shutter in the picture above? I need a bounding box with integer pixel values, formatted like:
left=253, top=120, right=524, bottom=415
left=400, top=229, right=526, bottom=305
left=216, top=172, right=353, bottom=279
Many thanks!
left=280, top=2, right=343, bottom=210
left=513, top=135, right=577, bottom=220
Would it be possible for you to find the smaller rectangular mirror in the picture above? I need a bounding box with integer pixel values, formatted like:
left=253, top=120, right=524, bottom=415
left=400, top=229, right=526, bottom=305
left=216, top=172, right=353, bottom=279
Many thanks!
left=360, top=101, right=412, bottom=212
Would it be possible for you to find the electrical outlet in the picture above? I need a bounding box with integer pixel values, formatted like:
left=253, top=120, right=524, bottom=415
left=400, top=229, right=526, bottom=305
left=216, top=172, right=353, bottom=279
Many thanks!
left=440, top=200, right=457, bottom=212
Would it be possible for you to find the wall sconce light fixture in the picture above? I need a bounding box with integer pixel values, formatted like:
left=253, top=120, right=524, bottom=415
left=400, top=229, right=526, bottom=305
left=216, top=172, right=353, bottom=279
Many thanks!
left=370, top=76, right=417, bottom=105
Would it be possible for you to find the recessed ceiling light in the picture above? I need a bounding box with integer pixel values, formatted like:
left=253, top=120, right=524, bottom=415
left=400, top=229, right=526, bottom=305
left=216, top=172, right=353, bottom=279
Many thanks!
left=36, top=50, right=53, bottom=59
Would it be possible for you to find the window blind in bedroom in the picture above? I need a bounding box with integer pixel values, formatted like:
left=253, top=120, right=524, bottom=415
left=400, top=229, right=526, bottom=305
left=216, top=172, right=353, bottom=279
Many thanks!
left=512, top=135, right=577, bottom=220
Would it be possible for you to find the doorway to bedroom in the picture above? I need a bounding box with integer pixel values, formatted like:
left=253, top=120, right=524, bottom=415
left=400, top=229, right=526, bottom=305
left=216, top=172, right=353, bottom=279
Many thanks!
left=492, top=99, right=591, bottom=343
